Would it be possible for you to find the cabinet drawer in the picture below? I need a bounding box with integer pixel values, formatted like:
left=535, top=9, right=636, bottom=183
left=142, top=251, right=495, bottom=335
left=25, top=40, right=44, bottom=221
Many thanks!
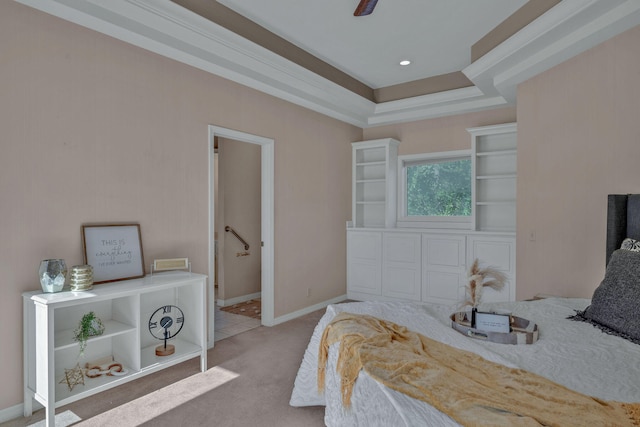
left=423, top=235, right=466, bottom=267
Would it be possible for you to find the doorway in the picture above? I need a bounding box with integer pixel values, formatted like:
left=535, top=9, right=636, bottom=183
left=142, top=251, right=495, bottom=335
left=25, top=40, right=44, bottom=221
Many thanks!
left=208, top=126, right=274, bottom=346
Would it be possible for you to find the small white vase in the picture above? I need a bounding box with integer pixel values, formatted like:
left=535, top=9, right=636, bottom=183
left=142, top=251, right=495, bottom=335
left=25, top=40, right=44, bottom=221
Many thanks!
left=39, top=259, right=67, bottom=293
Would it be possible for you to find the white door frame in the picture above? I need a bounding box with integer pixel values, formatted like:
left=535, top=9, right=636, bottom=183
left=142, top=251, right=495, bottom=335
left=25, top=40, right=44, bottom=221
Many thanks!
left=208, top=125, right=275, bottom=346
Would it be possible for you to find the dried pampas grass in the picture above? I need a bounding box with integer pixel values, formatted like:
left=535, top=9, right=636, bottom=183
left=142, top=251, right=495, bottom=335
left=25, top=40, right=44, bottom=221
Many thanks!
left=462, top=258, right=507, bottom=308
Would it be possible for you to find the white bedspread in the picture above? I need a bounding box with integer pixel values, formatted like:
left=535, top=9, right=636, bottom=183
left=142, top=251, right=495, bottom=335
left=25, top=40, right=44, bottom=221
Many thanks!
left=290, top=299, right=640, bottom=426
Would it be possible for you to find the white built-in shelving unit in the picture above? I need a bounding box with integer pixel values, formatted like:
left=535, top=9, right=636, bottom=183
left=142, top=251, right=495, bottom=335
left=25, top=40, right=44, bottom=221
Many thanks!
left=352, top=138, right=399, bottom=228
left=469, top=123, right=517, bottom=232
left=347, top=125, right=518, bottom=306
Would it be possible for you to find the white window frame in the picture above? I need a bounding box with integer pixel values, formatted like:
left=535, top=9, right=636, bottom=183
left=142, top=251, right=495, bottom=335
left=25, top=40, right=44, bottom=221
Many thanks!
left=397, top=150, right=473, bottom=229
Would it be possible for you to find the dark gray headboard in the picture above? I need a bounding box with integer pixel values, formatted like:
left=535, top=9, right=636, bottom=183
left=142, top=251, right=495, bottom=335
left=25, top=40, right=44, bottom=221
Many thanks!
left=606, top=194, right=640, bottom=265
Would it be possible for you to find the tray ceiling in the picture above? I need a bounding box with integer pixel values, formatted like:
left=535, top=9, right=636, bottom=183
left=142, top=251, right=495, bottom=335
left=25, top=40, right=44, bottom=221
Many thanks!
left=15, top=0, right=640, bottom=127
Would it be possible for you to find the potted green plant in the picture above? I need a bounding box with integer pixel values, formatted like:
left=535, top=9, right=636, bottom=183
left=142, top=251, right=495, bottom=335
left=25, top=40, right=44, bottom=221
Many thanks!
left=73, top=311, right=105, bottom=356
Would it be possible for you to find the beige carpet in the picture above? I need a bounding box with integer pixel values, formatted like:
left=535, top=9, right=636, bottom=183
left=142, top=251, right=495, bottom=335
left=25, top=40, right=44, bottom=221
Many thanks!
left=26, top=411, right=80, bottom=427
left=2, top=308, right=327, bottom=427
left=220, top=299, right=261, bottom=319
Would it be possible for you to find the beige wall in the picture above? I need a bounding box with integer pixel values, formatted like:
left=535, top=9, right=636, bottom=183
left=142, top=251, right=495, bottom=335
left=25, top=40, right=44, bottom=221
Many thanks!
left=0, top=2, right=358, bottom=411
left=217, top=138, right=261, bottom=301
left=363, top=108, right=516, bottom=156
left=517, top=25, right=640, bottom=300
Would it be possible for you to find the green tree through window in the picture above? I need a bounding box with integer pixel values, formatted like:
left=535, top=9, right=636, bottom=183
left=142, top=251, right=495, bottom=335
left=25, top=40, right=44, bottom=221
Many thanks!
left=406, top=159, right=471, bottom=216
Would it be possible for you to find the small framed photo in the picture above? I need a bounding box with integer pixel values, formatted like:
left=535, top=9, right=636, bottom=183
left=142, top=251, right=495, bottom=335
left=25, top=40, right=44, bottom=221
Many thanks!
left=153, top=258, right=189, bottom=272
left=475, top=311, right=511, bottom=333
left=82, top=224, right=145, bottom=284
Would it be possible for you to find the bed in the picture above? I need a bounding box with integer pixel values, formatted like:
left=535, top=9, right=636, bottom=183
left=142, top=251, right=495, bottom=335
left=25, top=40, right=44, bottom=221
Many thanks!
left=290, top=194, right=640, bottom=426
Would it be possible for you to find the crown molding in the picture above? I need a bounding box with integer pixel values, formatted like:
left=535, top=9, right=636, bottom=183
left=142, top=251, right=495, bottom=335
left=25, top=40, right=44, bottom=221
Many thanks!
left=369, top=87, right=508, bottom=126
left=15, top=0, right=640, bottom=128
left=464, top=0, right=640, bottom=103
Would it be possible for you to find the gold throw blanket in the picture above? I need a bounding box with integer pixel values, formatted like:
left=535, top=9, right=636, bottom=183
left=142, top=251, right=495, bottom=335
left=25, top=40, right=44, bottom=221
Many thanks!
left=318, top=312, right=640, bottom=427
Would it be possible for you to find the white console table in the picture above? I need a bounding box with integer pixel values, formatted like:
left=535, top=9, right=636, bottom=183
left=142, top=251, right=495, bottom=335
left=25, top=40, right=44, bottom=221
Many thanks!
left=23, top=272, right=207, bottom=427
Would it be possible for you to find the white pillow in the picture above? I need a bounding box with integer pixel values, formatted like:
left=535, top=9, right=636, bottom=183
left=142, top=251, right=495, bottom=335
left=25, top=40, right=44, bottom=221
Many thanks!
left=620, top=237, right=640, bottom=252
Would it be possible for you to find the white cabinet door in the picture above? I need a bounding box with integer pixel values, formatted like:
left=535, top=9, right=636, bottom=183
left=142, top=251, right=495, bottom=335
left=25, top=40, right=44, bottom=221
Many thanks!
left=347, top=231, right=382, bottom=297
left=382, top=233, right=421, bottom=301
left=422, top=234, right=467, bottom=305
left=467, top=235, right=515, bottom=302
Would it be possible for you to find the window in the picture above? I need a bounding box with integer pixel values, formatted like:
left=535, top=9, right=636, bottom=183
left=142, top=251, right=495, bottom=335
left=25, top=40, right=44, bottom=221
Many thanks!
left=398, top=150, right=472, bottom=229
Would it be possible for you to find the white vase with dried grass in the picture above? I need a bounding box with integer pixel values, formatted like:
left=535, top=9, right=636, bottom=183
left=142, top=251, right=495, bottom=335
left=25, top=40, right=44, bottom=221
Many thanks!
left=462, top=259, right=508, bottom=327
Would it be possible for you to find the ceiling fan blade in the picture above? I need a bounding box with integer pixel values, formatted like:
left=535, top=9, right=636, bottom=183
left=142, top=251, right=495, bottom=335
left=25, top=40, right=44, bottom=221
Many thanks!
left=354, top=0, right=378, bottom=16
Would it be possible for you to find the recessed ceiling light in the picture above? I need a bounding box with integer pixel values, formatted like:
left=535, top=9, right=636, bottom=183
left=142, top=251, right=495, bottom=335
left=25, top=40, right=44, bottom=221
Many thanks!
left=399, top=60, right=411, bottom=66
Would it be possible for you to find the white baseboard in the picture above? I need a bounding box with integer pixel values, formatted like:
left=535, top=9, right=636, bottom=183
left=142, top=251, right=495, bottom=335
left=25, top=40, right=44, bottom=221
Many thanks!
left=0, top=402, right=30, bottom=424
left=217, top=291, right=261, bottom=307
left=270, top=294, right=348, bottom=326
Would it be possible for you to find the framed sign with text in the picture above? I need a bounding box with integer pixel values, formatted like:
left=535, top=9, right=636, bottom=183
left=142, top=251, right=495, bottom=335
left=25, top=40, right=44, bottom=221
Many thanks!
left=474, top=311, right=511, bottom=333
left=82, top=223, right=145, bottom=284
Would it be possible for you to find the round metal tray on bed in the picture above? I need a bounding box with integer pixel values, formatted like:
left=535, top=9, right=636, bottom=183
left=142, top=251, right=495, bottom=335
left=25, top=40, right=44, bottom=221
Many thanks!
left=450, top=312, right=539, bottom=345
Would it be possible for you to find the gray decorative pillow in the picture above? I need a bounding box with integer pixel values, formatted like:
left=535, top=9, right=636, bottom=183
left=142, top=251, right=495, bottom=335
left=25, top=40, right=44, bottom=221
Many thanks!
left=621, top=237, right=640, bottom=252
left=569, top=249, right=640, bottom=344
